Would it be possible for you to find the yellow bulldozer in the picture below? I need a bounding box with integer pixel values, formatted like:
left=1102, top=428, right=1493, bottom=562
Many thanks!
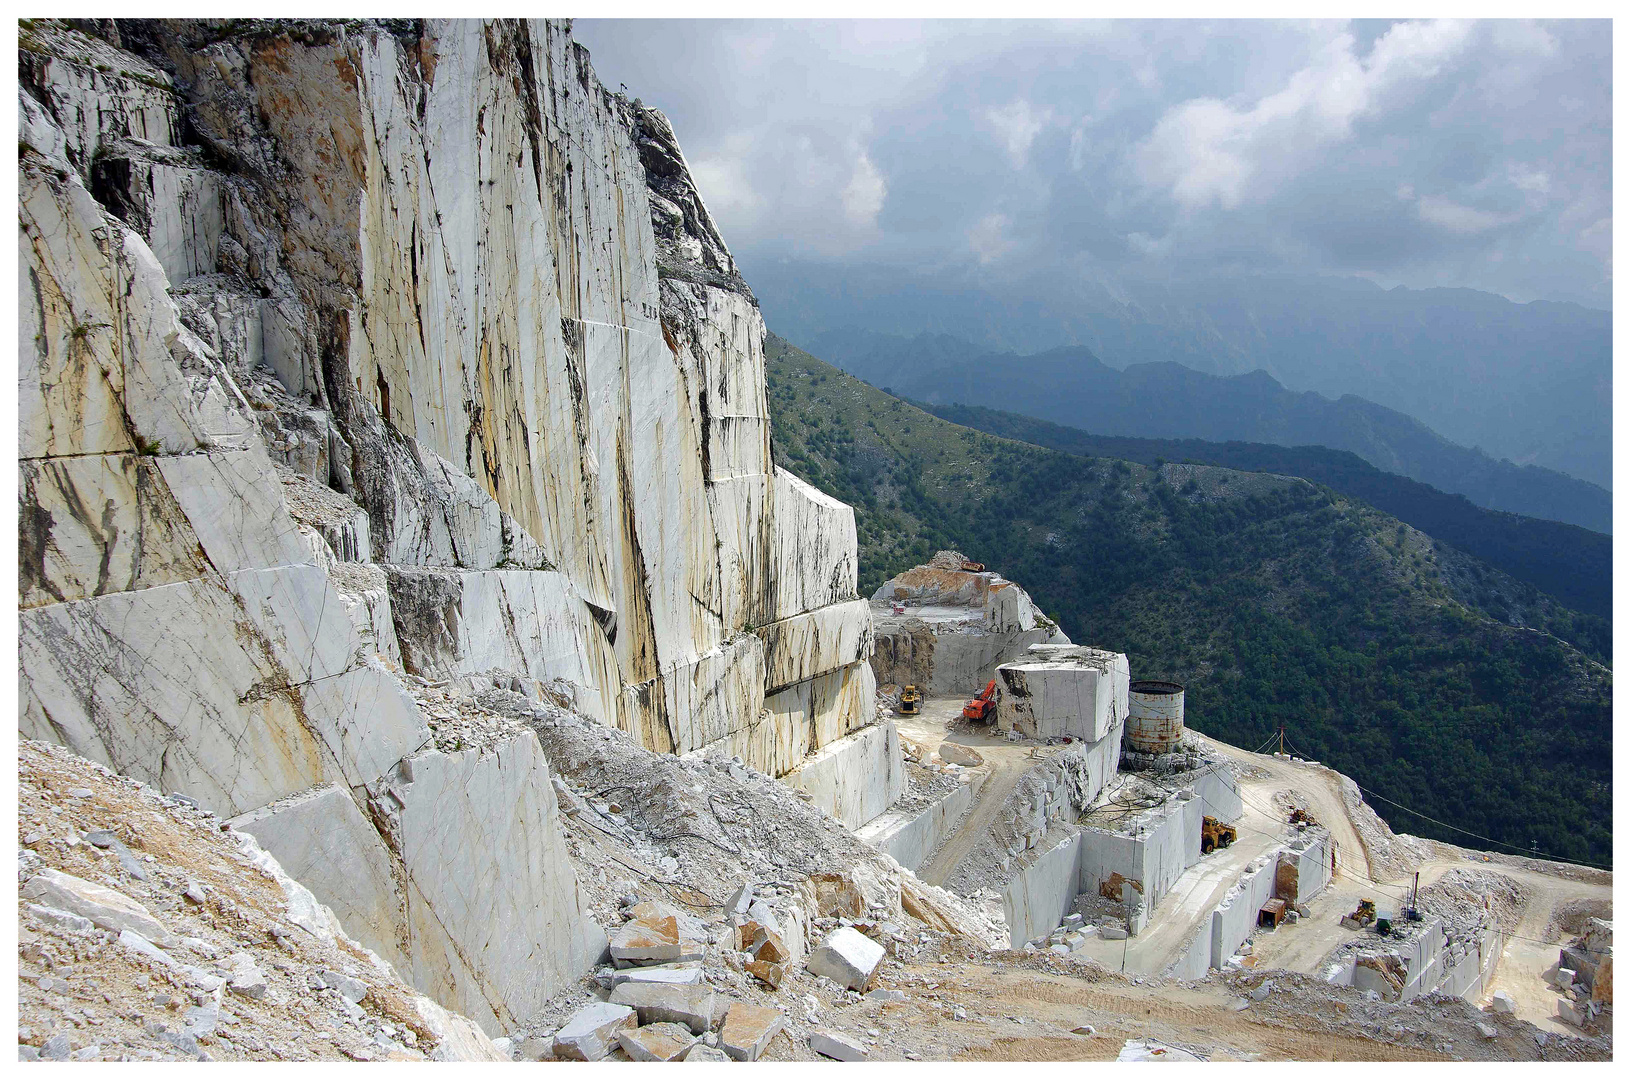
left=1341, top=898, right=1378, bottom=930
left=899, top=685, right=923, bottom=715
left=1200, top=816, right=1237, bottom=854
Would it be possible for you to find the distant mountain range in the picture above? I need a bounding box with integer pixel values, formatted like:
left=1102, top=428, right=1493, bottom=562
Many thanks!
left=793, top=332, right=1611, bottom=535
left=744, top=259, right=1611, bottom=491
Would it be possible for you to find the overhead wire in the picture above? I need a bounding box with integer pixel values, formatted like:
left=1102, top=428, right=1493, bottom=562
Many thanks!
left=1276, top=735, right=1611, bottom=873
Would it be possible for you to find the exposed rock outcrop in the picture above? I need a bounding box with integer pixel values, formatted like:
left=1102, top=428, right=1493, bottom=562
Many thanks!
left=17, top=16, right=891, bottom=1034
left=870, top=551, right=1067, bottom=697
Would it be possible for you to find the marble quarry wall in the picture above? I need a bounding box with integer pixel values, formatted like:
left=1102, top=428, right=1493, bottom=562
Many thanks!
left=17, top=17, right=891, bottom=1032
left=1209, top=831, right=1333, bottom=969
left=1001, top=832, right=1086, bottom=949
left=1191, top=762, right=1246, bottom=824
left=856, top=778, right=979, bottom=874
left=1078, top=787, right=1207, bottom=933
left=1165, top=829, right=1333, bottom=980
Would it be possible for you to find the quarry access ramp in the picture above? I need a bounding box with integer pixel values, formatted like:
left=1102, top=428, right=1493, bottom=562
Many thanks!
left=1192, top=733, right=1377, bottom=883
left=897, top=696, right=1048, bottom=887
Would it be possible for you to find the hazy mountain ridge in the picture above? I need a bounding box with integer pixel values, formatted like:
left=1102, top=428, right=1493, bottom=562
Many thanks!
left=745, top=258, right=1610, bottom=490
left=798, top=330, right=1611, bottom=535
left=765, top=333, right=1611, bottom=865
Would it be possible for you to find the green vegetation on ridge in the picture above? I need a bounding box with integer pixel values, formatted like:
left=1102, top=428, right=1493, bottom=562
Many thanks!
left=924, top=402, right=1613, bottom=625
left=765, top=333, right=1612, bottom=867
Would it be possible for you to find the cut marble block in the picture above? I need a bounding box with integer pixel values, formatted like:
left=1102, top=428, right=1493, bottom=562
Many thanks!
left=769, top=467, right=858, bottom=621
left=18, top=454, right=207, bottom=608
left=756, top=598, right=873, bottom=694
left=387, top=733, right=607, bottom=1034
left=620, top=634, right=767, bottom=758
left=157, top=447, right=313, bottom=572
left=227, top=563, right=366, bottom=684
left=761, top=661, right=878, bottom=768
left=996, top=648, right=1130, bottom=742
left=18, top=579, right=324, bottom=816
left=298, top=662, right=430, bottom=790
left=19, top=173, right=140, bottom=459
left=231, top=784, right=407, bottom=972
left=784, top=720, right=904, bottom=831
left=384, top=566, right=622, bottom=723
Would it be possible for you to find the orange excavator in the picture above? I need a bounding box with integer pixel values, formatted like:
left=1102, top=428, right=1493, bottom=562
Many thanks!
left=963, top=679, right=998, bottom=722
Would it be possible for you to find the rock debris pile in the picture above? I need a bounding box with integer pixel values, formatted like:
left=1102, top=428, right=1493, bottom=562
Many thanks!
left=16, top=741, right=502, bottom=1062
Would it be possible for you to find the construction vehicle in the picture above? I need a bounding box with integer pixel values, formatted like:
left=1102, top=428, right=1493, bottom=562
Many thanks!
left=960, top=560, right=985, bottom=572
left=899, top=685, right=923, bottom=715
left=1289, top=807, right=1319, bottom=827
left=963, top=679, right=997, bottom=722
left=1340, top=898, right=1377, bottom=930
left=1200, top=816, right=1237, bottom=854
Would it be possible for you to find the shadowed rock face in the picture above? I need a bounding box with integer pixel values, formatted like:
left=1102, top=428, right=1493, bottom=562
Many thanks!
left=17, top=16, right=893, bottom=1033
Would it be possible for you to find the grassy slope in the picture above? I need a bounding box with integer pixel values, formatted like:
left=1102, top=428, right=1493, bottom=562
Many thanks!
left=765, top=334, right=1612, bottom=866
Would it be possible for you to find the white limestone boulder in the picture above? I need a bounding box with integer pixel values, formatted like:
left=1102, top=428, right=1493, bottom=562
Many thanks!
left=810, top=1029, right=868, bottom=1061
left=21, top=868, right=177, bottom=947
left=552, top=1002, right=637, bottom=1062
left=719, top=1002, right=785, bottom=1062
left=807, top=927, right=885, bottom=991
left=618, top=1022, right=698, bottom=1062
left=608, top=982, right=716, bottom=1034
left=608, top=962, right=705, bottom=988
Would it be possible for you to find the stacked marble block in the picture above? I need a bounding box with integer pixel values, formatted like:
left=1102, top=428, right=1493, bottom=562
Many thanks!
left=993, top=647, right=1131, bottom=850
left=16, top=17, right=895, bottom=1033
left=995, top=646, right=1130, bottom=744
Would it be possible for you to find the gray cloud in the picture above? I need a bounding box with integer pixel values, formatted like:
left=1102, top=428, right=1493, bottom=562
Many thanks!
left=575, top=18, right=1610, bottom=307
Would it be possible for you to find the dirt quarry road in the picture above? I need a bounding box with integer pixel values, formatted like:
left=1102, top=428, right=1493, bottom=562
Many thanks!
left=883, top=704, right=1609, bottom=1038
left=896, top=697, right=1048, bottom=888
left=1187, top=733, right=1610, bottom=1033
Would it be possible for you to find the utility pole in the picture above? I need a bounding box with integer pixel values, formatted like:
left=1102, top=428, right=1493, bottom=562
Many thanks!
left=1411, top=871, right=1420, bottom=916
left=1279, top=724, right=1285, bottom=757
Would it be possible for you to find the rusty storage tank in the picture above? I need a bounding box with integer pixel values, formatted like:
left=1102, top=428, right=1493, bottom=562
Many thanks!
left=1126, top=680, right=1185, bottom=754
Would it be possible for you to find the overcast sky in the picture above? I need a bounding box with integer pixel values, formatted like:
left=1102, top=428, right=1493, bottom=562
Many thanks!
left=575, top=18, right=1611, bottom=308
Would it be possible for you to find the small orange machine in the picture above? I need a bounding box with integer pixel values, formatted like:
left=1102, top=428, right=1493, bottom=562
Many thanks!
left=963, top=680, right=998, bottom=721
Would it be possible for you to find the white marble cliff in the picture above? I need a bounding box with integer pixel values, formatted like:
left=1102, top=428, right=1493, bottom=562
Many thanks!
left=18, top=17, right=892, bottom=1033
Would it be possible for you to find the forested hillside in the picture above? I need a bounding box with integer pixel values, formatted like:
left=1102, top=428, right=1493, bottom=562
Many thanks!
left=925, top=403, right=1612, bottom=623
left=766, top=334, right=1612, bottom=866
